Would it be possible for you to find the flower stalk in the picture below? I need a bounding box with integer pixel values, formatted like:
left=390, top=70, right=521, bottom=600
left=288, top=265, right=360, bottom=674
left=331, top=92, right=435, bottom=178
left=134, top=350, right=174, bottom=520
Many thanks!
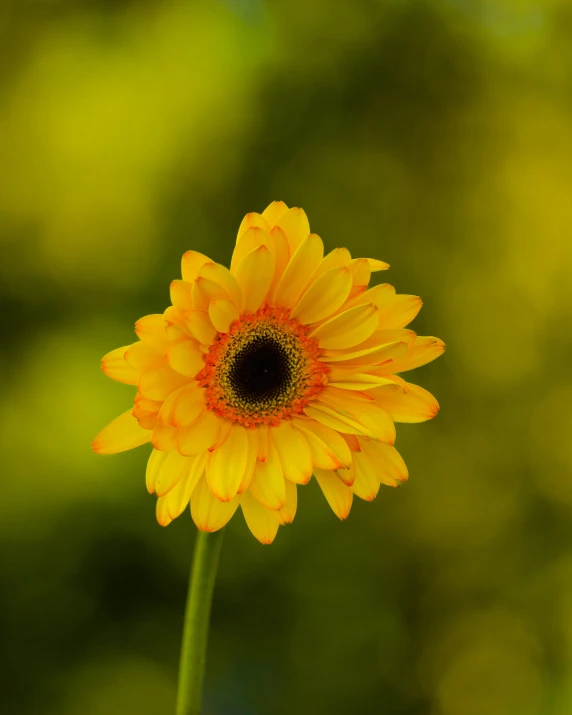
left=176, top=527, right=225, bottom=715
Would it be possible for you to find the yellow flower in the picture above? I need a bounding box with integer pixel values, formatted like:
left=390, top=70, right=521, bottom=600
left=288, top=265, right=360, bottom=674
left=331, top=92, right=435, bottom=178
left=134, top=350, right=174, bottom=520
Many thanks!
left=93, top=202, right=444, bottom=544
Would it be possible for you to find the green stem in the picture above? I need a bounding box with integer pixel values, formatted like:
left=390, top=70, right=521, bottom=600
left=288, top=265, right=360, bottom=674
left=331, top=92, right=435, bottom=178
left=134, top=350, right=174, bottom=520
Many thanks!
left=176, top=528, right=225, bottom=715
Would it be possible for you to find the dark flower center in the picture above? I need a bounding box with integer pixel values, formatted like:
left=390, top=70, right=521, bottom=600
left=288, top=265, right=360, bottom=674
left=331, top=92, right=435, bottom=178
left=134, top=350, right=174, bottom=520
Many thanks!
left=200, top=305, right=329, bottom=426
left=227, top=336, right=292, bottom=406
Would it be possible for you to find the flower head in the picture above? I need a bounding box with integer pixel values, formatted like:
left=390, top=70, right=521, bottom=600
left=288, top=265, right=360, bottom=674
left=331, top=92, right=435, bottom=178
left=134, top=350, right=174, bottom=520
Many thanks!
left=93, top=202, right=444, bottom=543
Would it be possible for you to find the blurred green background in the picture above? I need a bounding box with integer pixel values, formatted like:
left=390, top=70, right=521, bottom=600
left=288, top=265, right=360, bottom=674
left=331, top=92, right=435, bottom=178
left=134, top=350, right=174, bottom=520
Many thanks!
left=1, top=0, right=571, bottom=713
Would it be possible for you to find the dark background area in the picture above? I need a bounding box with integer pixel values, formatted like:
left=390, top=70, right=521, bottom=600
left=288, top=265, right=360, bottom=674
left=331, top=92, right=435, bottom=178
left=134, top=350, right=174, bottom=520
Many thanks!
left=1, top=1, right=571, bottom=713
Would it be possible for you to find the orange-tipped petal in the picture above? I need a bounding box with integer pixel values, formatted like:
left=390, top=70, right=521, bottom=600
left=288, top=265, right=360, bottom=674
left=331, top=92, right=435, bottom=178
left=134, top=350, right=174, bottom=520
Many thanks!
left=101, top=346, right=138, bottom=385
left=236, top=212, right=270, bottom=241
left=170, top=280, right=193, bottom=312
left=314, top=469, right=353, bottom=520
left=191, top=476, right=241, bottom=532
left=208, top=297, right=239, bottom=334
left=240, top=491, right=279, bottom=544
left=261, top=200, right=289, bottom=227
left=293, top=419, right=352, bottom=470
left=165, top=339, right=204, bottom=378
left=93, top=409, right=151, bottom=454
left=199, top=263, right=242, bottom=307
left=138, top=367, right=188, bottom=401
left=309, top=304, right=379, bottom=349
left=276, top=478, right=298, bottom=525
left=373, top=382, right=440, bottom=423
left=271, top=421, right=313, bottom=484
left=206, top=423, right=249, bottom=502
left=390, top=336, right=446, bottom=373
left=181, top=251, right=212, bottom=283
left=177, top=409, right=220, bottom=455
left=275, top=207, right=310, bottom=254
left=273, top=234, right=324, bottom=308
left=377, top=294, right=422, bottom=329
left=135, top=314, right=169, bottom=353
left=249, top=444, right=286, bottom=511
left=360, top=439, right=408, bottom=487
left=351, top=448, right=380, bottom=501
left=367, top=258, right=390, bottom=271
left=291, top=266, right=353, bottom=325
left=124, top=341, right=163, bottom=372
left=185, top=310, right=217, bottom=346
left=234, top=245, right=275, bottom=313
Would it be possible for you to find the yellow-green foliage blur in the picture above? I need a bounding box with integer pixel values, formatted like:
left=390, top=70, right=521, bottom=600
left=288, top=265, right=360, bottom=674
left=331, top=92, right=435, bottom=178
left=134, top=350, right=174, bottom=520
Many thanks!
left=1, top=1, right=571, bottom=714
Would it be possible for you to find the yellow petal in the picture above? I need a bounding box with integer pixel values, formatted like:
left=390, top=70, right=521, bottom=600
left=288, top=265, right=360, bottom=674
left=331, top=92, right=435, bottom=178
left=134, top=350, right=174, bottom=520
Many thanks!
left=181, top=250, right=212, bottom=282
left=307, top=247, right=352, bottom=284
left=273, top=233, right=324, bottom=308
left=199, top=263, right=242, bottom=307
left=146, top=449, right=167, bottom=493
left=92, top=409, right=151, bottom=454
left=152, top=422, right=178, bottom=451
left=249, top=444, right=286, bottom=510
left=171, top=387, right=206, bottom=427
left=161, top=452, right=207, bottom=520
left=236, top=212, right=270, bottom=241
left=348, top=283, right=396, bottom=310
left=191, top=476, right=241, bottom=532
left=276, top=478, right=297, bottom=525
left=156, top=497, right=173, bottom=527
left=165, top=339, right=204, bottom=377
left=377, top=295, right=422, bottom=329
left=373, top=382, right=439, bottom=423
left=206, top=423, right=249, bottom=501
left=389, top=336, right=446, bottom=373
left=154, top=450, right=193, bottom=497
left=177, top=409, right=220, bottom=455
left=208, top=297, right=239, bottom=333
left=157, top=384, right=195, bottom=424
left=327, top=366, right=399, bottom=390
left=324, top=340, right=408, bottom=367
left=185, top=310, right=217, bottom=346
left=170, top=280, right=193, bottom=312
left=368, top=258, right=390, bottom=271
left=351, top=448, right=380, bottom=501
left=291, top=266, right=353, bottom=325
left=314, top=469, right=353, bottom=520
left=275, top=207, right=310, bottom=254
left=303, top=404, right=373, bottom=438
left=124, top=341, right=163, bottom=372
left=240, top=490, right=279, bottom=544
left=336, top=460, right=357, bottom=487
left=340, top=433, right=361, bottom=452
left=271, top=421, right=313, bottom=484
left=234, top=244, right=275, bottom=313
left=348, top=258, right=371, bottom=290
left=293, top=418, right=352, bottom=470
left=135, top=314, right=169, bottom=353
left=139, top=366, right=189, bottom=401
left=211, top=417, right=232, bottom=451
left=317, top=387, right=396, bottom=444
left=191, top=277, right=229, bottom=312
left=101, top=346, right=138, bottom=385
left=360, top=439, right=408, bottom=486
left=261, top=200, right=289, bottom=227
left=309, top=304, right=379, bottom=349
left=164, top=305, right=189, bottom=332
left=238, top=427, right=259, bottom=493
left=231, top=226, right=272, bottom=272
left=267, top=226, right=291, bottom=300
left=256, top=423, right=270, bottom=462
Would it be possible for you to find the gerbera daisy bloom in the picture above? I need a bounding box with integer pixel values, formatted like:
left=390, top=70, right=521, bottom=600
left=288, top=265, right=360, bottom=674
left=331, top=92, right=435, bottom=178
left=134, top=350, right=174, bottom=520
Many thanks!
left=93, top=201, right=444, bottom=544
